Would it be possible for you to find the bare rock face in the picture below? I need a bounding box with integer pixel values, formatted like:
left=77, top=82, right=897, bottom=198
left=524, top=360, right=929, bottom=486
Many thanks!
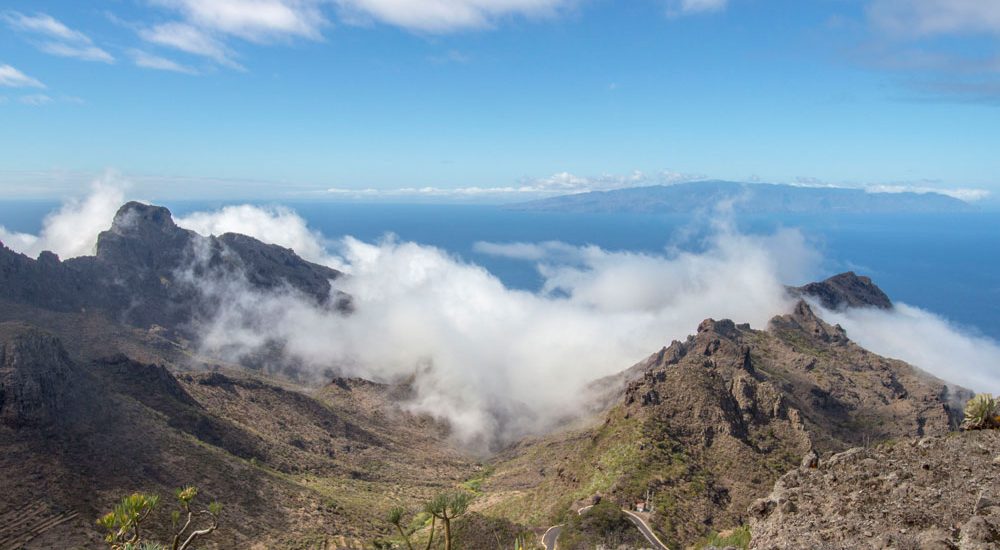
left=749, top=430, right=1000, bottom=549
left=0, top=323, right=78, bottom=428
left=793, top=271, right=893, bottom=310
left=0, top=201, right=347, bottom=333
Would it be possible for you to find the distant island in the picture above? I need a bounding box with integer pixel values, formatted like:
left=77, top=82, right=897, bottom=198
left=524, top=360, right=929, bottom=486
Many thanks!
left=507, top=180, right=974, bottom=214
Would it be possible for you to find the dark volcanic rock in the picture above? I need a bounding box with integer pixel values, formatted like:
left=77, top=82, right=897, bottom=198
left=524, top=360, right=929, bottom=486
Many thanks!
left=794, top=271, right=893, bottom=310
left=0, top=201, right=347, bottom=332
left=0, top=323, right=79, bottom=428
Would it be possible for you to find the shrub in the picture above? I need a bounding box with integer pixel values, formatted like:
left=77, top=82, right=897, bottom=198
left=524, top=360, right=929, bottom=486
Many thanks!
left=962, top=394, right=1000, bottom=430
left=97, top=486, right=221, bottom=550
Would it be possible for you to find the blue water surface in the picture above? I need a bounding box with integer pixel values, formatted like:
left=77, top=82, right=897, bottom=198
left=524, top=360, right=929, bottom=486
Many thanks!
left=1, top=201, right=997, bottom=341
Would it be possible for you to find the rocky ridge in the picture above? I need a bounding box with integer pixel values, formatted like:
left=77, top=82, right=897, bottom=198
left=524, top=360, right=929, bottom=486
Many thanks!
left=750, top=430, right=1000, bottom=549
left=0, top=201, right=348, bottom=332
left=485, top=298, right=966, bottom=547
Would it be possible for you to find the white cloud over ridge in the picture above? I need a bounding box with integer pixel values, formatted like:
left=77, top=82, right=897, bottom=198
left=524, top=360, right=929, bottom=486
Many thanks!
left=0, top=176, right=126, bottom=259
left=818, top=303, right=1000, bottom=396
left=5, top=183, right=1000, bottom=448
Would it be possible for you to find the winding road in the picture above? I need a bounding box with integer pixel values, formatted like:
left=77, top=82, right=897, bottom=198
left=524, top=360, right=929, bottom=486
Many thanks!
left=540, top=505, right=668, bottom=550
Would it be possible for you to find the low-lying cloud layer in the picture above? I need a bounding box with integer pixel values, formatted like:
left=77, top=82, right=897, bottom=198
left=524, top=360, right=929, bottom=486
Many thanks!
left=3, top=183, right=1000, bottom=447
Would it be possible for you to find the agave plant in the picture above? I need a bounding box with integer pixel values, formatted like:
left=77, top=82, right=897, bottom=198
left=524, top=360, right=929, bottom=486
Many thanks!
left=962, top=393, right=1000, bottom=430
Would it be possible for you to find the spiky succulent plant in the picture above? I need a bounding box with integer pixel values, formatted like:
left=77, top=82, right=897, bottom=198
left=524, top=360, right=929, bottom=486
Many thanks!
left=962, top=393, right=999, bottom=430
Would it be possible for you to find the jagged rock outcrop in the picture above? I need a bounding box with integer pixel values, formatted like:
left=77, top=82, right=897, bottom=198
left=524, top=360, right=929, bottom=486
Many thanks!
left=749, top=430, right=1000, bottom=549
left=486, top=300, right=967, bottom=547
left=0, top=202, right=348, bottom=332
left=793, top=271, right=893, bottom=310
left=0, top=323, right=80, bottom=428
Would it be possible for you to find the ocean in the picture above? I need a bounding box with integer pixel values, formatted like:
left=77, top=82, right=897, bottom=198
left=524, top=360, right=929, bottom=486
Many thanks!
left=2, top=200, right=998, bottom=341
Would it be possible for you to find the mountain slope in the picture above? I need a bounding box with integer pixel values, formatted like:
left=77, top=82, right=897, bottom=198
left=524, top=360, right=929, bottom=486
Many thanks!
left=508, top=181, right=973, bottom=214
left=0, top=322, right=476, bottom=548
left=483, top=300, right=966, bottom=547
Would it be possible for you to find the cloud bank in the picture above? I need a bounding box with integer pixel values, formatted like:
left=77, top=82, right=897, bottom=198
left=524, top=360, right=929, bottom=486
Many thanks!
left=0, top=178, right=125, bottom=259
left=819, top=303, right=1000, bottom=396
left=5, top=184, right=1000, bottom=448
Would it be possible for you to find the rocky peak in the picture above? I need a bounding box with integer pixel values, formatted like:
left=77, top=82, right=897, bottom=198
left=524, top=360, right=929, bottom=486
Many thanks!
left=110, top=201, right=178, bottom=234
left=769, top=300, right=848, bottom=344
left=95, top=202, right=195, bottom=267
left=793, top=271, right=893, bottom=310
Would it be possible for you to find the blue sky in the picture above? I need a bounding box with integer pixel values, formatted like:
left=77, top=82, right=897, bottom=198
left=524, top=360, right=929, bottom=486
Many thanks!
left=0, top=0, right=998, bottom=202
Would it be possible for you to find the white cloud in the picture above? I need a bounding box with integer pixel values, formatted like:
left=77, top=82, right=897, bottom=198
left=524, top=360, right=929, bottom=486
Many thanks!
left=130, top=50, right=199, bottom=74
left=0, top=64, right=45, bottom=88
left=334, top=0, right=570, bottom=32
left=868, top=0, right=1000, bottom=37
left=9, top=186, right=1000, bottom=448
left=0, top=175, right=126, bottom=259
left=140, top=22, right=241, bottom=68
left=194, top=221, right=815, bottom=447
left=37, top=41, right=115, bottom=63
left=3, top=11, right=115, bottom=63
left=819, top=303, right=1000, bottom=395
left=667, top=0, right=728, bottom=16
left=175, top=204, right=342, bottom=267
left=150, top=0, right=327, bottom=41
left=324, top=170, right=701, bottom=200
left=865, top=184, right=992, bottom=202
left=2, top=12, right=89, bottom=41
left=18, top=94, right=53, bottom=106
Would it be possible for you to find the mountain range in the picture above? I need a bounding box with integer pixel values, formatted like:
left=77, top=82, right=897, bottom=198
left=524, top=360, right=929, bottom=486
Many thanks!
left=509, top=181, right=974, bottom=214
left=0, top=201, right=987, bottom=549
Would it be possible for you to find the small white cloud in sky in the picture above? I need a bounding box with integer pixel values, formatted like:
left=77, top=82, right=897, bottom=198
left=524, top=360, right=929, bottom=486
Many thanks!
left=3, top=11, right=114, bottom=63
left=668, top=0, right=729, bottom=16
left=19, top=94, right=53, bottom=106
left=139, top=22, right=242, bottom=69
left=334, top=0, right=571, bottom=32
left=130, top=50, right=199, bottom=74
left=150, top=0, right=327, bottom=41
left=0, top=64, right=45, bottom=88
left=867, top=0, right=1000, bottom=37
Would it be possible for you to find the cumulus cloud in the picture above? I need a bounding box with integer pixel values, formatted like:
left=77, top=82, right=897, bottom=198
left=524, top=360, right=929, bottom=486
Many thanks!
left=187, top=209, right=817, bottom=447
left=3, top=11, right=114, bottom=63
left=0, top=64, right=45, bottom=88
left=334, top=0, right=571, bottom=32
left=0, top=176, right=126, bottom=259
left=175, top=204, right=342, bottom=267
left=818, top=303, right=1000, bottom=395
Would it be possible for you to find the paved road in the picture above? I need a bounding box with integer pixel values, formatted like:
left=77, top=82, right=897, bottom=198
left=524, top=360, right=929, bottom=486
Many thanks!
left=540, top=505, right=668, bottom=550
left=622, top=510, right=669, bottom=550
left=540, top=524, right=562, bottom=550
